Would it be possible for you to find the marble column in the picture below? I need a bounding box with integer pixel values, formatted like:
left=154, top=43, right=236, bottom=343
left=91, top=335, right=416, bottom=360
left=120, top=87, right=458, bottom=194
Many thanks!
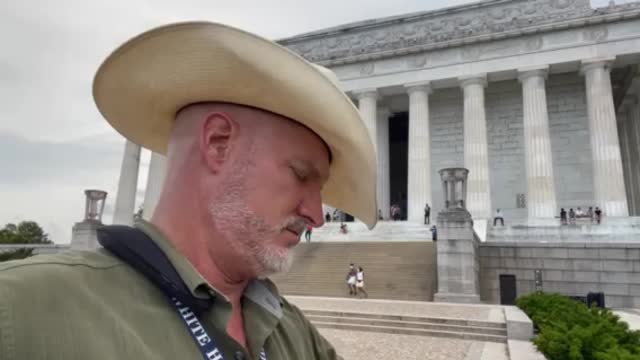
left=581, top=59, right=629, bottom=216
left=623, top=96, right=640, bottom=216
left=634, top=96, right=640, bottom=215
left=143, top=152, right=167, bottom=220
left=518, top=67, right=557, bottom=219
left=113, top=140, right=141, bottom=225
left=405, top=82, right=432, bottom=223
left=631, top=77, right=640, bottom=215
left=460, top=75, right=492, bottom=220
left=355, top=89, right=381, bottom=219
left=377, top=107, right=391, bottom=220
left=617, top=106, right=633, bottom=215
left=355, top=89, right=379, bottom=153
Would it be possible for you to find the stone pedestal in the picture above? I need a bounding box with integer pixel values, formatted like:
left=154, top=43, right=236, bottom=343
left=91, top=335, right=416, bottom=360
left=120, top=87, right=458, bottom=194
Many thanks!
left=143, top=152, right=167, bottom=220
left=113, top=140, right=141, bottom=225
left=434, top=168, right=481, bottom=304
left=581, top=59, right=628, bottom=216
left=405, top=82, right=432, bottom=223
left=70, top=190, right=107, bottom=251
left=460, top=75, right=492, bottom=220
left=71, top=221, right=101, bottom=250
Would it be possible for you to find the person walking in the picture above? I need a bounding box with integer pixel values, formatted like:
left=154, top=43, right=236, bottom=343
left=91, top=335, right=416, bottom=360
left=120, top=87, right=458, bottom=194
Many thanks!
left=355, top=266, right=368, bottom=299
left=430, top=225, right=437, bottom=242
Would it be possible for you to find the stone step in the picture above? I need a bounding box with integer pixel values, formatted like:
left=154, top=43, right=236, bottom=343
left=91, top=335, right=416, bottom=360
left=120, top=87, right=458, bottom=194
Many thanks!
left=311, top=321, right=508, bottom=343
left=306, top=314, right=507, bottom=336
left=302, top=309, right=506, bottom=329
left=272, top=242, right=436, bottom=300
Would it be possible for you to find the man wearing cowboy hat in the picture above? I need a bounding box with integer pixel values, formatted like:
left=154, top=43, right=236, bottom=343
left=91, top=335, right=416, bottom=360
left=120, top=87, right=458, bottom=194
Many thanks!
left=0, top=22, right=377, bottom=360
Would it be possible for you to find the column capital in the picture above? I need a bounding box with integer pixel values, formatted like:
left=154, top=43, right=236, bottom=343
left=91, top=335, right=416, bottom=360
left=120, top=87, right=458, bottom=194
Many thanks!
left=404, top=81, right=432, bottom=95
left=352, top=88, right=379, bottom=100
left=459, top=74, right=487, bottom=88
left=580, top=57, right=616, bottom=75
left=517, top=66, right=549, bottom=82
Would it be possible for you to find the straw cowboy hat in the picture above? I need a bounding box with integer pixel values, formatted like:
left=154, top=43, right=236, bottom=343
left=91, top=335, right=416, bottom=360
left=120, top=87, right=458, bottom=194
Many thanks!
left=93, top=22, right=378, bottom=229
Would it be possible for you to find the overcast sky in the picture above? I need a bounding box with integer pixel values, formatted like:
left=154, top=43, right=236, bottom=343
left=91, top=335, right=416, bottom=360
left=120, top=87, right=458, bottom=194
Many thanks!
left=0, top=0, right=616, bottom=243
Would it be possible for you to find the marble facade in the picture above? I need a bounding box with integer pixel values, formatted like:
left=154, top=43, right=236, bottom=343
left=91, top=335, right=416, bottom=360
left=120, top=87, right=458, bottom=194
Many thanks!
left=279, top=0, right=640, bottom=223
left=112, top=0, right=640, bottom=225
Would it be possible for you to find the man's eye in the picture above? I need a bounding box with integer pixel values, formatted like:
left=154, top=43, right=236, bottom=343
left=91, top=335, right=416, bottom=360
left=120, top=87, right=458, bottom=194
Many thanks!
left=290, top=167, right=307, bottom=182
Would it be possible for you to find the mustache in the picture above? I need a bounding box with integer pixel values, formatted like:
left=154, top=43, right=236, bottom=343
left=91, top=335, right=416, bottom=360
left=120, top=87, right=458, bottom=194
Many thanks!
left=280, top=217, right=308, bottom=236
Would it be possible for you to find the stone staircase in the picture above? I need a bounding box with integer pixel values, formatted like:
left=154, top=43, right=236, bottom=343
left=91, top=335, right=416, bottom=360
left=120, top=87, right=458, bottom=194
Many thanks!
left=272, top=242, right=436, bottom=300
left=303, top=309, right=508, bottom=343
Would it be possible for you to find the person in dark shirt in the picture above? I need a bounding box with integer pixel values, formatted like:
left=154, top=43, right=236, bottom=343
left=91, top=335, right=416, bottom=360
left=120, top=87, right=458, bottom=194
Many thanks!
left=595, top=207, right=603, bottom=224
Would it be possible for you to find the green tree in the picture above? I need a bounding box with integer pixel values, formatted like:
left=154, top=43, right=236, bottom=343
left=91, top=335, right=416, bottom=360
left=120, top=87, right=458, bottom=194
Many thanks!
left=0, top=221, right=51, bottom=244
left=0, top=221, right=52, bottom=262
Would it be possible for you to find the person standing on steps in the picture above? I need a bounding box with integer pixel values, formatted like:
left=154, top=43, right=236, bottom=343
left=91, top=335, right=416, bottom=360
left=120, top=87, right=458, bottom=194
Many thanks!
left=355, top=266, right=368, bottom=299
left=346, top=263, right=357, bottom=296
left=595, top=207, right=603, bottom=224
left=493, top=208, right=504, bottom=226
left=305, top=224, right=313, bottom=242
left=424, top=203, right=431, bottom=225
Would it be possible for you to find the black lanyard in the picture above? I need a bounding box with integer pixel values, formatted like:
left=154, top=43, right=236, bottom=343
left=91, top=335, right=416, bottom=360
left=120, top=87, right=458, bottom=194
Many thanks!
left=168, top=296, right=267, bottom=360
left=96, top=225, right=267, bottom=360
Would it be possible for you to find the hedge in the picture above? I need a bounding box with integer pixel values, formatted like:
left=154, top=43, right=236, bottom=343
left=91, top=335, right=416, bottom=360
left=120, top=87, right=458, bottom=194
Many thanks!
left=517, top=292, right=640, bottom=360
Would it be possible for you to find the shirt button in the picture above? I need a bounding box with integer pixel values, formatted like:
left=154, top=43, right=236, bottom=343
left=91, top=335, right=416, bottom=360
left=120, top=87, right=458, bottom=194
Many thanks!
left=234, top=351, right=246, bottom=360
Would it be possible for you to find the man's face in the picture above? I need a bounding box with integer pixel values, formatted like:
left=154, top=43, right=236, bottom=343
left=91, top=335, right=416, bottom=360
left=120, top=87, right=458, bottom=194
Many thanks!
left=207, top=109, right=330, bottom=278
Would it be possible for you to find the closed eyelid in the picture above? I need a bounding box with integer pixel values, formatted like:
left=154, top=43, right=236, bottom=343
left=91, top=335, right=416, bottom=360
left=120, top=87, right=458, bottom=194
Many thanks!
left=288, top=160, right=325, bottom=182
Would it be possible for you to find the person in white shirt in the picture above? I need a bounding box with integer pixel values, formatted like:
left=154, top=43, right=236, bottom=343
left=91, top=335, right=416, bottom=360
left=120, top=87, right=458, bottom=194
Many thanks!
left=493, top=209, right=504, bottom=226
left=356, top=266, right=368, bottom=299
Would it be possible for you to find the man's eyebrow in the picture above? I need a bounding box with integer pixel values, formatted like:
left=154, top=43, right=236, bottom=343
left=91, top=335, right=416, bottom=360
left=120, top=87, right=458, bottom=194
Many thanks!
left=289, top=159, right=328, bottom=182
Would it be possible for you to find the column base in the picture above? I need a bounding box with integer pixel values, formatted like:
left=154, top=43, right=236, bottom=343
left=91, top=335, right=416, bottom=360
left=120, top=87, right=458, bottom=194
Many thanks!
left=434, top=293, right=481, bottom=304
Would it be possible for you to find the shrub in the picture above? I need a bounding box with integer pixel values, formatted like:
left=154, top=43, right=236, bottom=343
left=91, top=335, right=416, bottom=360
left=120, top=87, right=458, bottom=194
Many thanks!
left=517, top=292, right=640, bottom=360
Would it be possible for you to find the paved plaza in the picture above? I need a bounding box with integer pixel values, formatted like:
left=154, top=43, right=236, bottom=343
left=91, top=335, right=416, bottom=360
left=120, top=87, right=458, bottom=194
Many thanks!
left=319, top=328, right=508, bottom=360
left=287, top=296, right=542, bottom=360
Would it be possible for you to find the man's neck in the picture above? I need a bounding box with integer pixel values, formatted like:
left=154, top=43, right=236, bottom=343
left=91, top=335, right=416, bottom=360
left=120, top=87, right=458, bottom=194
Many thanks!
left=151, top=214, right=249, bottom=304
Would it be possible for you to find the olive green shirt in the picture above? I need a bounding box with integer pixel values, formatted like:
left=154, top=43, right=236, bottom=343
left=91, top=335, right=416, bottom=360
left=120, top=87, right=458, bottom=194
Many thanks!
left=0, top=221, right=341, bottom=360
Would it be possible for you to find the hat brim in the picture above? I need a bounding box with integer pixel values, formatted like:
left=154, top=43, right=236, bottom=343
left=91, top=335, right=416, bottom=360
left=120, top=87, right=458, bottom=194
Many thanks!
left=93, top=22, right=378, bottom=229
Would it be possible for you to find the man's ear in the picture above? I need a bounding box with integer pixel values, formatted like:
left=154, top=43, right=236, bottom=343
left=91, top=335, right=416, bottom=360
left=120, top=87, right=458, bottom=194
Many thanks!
left=200, top=112, right=235, bottom=173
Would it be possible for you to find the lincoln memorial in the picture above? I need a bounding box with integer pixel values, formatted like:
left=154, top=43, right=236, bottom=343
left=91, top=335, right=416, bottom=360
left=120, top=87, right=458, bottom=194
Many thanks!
left=113, top=0, right=640, bottom=228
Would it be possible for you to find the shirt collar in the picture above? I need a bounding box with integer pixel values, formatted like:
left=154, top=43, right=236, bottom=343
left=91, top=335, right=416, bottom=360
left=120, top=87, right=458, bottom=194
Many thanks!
left=134, top=219, right=282, bottom=316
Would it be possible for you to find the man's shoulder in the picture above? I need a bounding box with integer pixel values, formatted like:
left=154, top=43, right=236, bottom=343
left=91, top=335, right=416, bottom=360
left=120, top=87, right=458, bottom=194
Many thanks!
left=0, top=249, right=124, bottom=286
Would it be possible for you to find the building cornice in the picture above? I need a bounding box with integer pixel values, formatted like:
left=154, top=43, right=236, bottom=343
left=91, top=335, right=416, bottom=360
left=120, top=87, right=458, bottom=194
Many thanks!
left=278, top=0, right=640, bottom=66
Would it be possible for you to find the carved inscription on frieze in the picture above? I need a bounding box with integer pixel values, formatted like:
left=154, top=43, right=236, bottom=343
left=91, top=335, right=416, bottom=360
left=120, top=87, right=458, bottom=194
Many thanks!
left=282, top=0, right=593, bottom=63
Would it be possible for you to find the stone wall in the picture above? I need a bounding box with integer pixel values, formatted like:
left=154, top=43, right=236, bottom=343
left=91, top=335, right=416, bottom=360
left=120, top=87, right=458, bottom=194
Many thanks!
left=485, top=80, right=526, bottom=220
left=546, top=73, right=594, bottom=211
left=479, top=242, right=640, bottom=308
